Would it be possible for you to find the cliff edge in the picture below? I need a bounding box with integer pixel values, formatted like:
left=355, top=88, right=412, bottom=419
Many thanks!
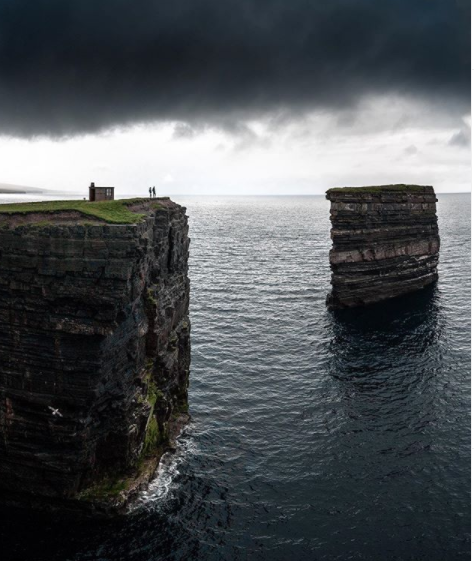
left=0, top=198, right=190, bottom=515
left=326, top=185, right=440, bottom=309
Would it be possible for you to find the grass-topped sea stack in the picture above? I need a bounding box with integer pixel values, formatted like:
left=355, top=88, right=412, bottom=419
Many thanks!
left=0, top=198, right=190, bottom=515
left=326, top=185, right=440, bottom=309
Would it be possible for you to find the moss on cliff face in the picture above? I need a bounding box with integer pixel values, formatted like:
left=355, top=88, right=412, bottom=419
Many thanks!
left=142, top=416, right=161, bottom=457
left=0, top=198, right=163, bottom=224
left=78, top=476, right=130, bottom=500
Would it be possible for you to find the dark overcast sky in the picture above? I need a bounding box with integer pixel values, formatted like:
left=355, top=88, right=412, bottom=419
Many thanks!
left=0, top=0, right=469, bottom=136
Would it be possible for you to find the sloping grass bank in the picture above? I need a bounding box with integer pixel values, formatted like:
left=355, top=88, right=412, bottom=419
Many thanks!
left=0, top=198, right=153, bottom=224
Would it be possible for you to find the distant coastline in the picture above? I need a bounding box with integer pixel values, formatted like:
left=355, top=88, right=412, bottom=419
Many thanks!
left=0, top=189, right=27, bottom=194
left=0, top=182, right=43, bottom=195
left=0, top=183, right=80, bottom=199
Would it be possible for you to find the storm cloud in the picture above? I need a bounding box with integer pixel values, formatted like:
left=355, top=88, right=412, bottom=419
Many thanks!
left=0, top=0, right=469, bottom=136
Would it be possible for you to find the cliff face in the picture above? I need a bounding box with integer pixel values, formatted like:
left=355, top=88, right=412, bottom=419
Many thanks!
left=326, top=186, right=440, bottom=309
left=0, top=199, right=190, bottom=515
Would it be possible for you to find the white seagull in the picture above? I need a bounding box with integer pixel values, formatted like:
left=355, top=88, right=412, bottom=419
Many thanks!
left=48, top=406, right=63, bottom=417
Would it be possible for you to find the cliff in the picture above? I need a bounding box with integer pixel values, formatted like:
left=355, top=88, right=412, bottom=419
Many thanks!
left=326, top=185, right=440, bottom=309
left=0, top=198, right=190, bottom=515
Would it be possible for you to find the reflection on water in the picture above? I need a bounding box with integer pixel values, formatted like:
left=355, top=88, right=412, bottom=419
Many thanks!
left=323, top=287, right=444, bottom=492
left=327, top=288, right=442, bottom=425
left=329, top=284, right=442, bottom=365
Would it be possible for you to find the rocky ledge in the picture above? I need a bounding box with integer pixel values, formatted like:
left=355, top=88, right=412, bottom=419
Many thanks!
left=326, top=185, right=440, bottom=309
left=0, top=198, right=190, bottom=515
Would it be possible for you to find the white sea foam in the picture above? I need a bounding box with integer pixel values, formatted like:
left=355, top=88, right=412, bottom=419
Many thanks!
left=131, top=430, right=198, bottom=512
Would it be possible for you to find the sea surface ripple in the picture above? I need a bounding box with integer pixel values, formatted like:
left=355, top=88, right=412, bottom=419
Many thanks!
left=0, top=194, right=470, bottom=561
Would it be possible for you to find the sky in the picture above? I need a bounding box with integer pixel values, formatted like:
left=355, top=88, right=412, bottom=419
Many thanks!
left=0, top=0, right=470, bottom=196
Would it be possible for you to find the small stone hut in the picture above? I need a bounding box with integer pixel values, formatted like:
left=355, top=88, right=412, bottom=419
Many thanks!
left=89, top=182, right=114, bottom=202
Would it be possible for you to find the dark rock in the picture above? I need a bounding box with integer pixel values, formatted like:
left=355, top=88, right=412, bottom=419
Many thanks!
left=326, top=185, right=440, bottom=309
left=0, top=199, right=190, bottom=515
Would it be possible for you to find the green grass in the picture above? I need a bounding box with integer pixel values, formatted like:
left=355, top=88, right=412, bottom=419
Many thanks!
left=327, top=184, right=431, bottom=194
left=78, top=476, right=129, bottom=500
left=0, top=198, right=159, bottom=224
left=142, top=416, right=161, bottom=457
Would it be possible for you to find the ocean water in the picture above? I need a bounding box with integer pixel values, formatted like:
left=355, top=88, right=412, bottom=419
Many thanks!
left=0, top=193, right=470, bottom=561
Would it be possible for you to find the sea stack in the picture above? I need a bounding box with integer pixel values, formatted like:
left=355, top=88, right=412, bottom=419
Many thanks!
left=0, top=198, right=190, bottom=515
left=326, top=185, right=440, bottom=309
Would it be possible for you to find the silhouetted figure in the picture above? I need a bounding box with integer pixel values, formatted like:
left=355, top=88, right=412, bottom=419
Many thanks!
left=149, top=187, right=152, bottom=198
left=152, top=186, right=156, bottom=198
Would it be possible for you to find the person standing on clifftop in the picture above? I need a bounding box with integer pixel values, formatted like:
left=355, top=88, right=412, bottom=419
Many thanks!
left=149, top=187, right=152, bottom=198
left=152, top=186, right=156, bottom=198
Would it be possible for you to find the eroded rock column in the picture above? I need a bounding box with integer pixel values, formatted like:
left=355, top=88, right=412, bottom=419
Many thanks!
left=326, top=185, right=440, bottom=309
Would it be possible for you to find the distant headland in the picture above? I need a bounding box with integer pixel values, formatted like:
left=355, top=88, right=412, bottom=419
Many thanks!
left=0, top=182, right=71, bottom=196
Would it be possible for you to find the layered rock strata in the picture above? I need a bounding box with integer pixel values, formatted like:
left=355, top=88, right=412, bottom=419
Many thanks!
left=326, top=185, right=440, bottom=309
left=0, top=199, right=190, bottom=515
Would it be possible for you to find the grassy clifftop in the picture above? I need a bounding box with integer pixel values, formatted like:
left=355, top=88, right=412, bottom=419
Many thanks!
left=0, top=198, right=161, bottom=224
left=326, top=184, right=432, bottom=194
